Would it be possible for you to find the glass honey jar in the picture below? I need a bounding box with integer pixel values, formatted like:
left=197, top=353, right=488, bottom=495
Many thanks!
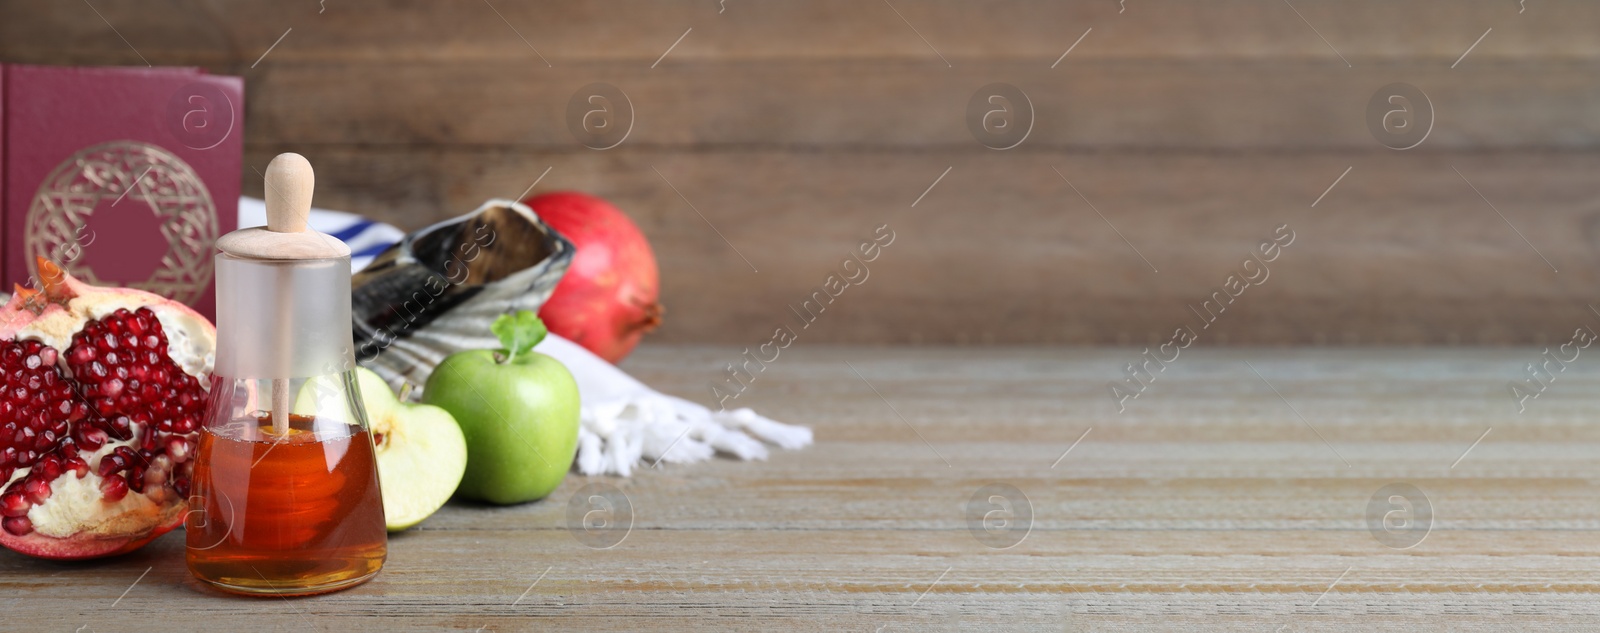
left=186, top=153, right=386, bottom=596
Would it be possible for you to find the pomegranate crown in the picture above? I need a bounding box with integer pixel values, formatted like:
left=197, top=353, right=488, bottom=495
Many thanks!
left=10, top=258, right=78, bottom=314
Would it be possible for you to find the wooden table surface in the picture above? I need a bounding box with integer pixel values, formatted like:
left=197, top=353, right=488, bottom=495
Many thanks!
left=4, top=346, right=1598, bottom=631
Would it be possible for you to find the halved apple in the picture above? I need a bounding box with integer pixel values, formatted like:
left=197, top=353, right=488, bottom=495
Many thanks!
left=297, top=368, right=467, bottom=531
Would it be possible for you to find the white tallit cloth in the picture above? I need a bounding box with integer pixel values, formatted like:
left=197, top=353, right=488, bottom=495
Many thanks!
left=534, top=333, right=812, bottom=476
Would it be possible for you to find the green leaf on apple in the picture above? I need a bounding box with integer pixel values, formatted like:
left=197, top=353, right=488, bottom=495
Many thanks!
left=491, top=310, right=547, bottom=363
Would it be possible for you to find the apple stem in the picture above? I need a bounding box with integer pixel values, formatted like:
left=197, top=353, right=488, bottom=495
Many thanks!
left=398, top=381, right=415, bottom=403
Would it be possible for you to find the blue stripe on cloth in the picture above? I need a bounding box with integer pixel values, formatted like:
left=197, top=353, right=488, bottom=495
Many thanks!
left=352, top=242, right=394, bottom=259
left=327, top=219, right=377, bottom=243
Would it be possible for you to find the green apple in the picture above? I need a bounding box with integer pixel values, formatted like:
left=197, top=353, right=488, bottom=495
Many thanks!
left=422, top=311, right=580, bottom=505
left=295, top=368, right=468, bottom=531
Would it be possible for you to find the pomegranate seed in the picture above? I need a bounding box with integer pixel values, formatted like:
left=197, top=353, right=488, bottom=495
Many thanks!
left=22, top=477, right=51, bottom=504
left=1, top=490, right=29, bottom=517
left=144, top=464, right=168, bottom=488
left=76, top=426, right=107, bottom=451
left=105, top=415, right=132, bottom=440
left=66, top=456, right=89, bottom=478
left=97, top=452, right=127, bottom=477
left=36, top=455, right=63, bottom=480
left=99, top=475, right=129, bottom=502
left=126, top=466, right=147, bottom=493
left=2, top=516, right=32, bottom=536
left=166, top=437, right=192, bottom=463
left=34, top=429, right=55, bottom=451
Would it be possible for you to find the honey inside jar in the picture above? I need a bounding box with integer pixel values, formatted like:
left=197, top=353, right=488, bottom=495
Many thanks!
left=186, top=413, right=386, bottom=596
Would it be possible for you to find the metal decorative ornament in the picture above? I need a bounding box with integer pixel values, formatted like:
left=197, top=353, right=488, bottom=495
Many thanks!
left=24, top=141, right=218, bottom=305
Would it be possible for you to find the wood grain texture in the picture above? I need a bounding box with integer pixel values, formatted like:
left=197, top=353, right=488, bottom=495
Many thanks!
left=4, top=0, right=1599, bottom=64
left=243, top=147, right=1600, bottom=346
left=3, top=346, right=1599, bottom=631
left=236, top=60, right=1600, bottom=149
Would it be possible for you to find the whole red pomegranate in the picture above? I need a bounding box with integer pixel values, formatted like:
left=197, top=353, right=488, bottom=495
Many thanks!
left=524, top=191, right=662, bottom=364
left=0, top=259, right=214, bottom=559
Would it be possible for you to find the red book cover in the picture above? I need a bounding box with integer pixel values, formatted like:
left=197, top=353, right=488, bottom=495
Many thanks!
left=2, top=64, right=242, bottom=319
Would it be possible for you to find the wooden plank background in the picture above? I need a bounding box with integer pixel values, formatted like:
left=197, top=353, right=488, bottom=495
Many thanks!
left=5, top=346, right=1600, bottom=630
left=3, top=1, right=1598, bottom=345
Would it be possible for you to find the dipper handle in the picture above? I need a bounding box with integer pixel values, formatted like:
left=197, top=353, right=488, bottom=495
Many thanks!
left=220, top=152, right=346, bottom=260
left=264, top=153, right=313, bottom=234
left=262, top=152, right=313, bottom=436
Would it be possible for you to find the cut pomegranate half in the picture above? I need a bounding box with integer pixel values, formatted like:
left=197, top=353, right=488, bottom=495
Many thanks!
left=0, top=258, right=214, bottom=559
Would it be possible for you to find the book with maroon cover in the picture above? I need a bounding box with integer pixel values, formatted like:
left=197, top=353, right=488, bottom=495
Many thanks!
left=2, top=64, right=242, bottom=320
